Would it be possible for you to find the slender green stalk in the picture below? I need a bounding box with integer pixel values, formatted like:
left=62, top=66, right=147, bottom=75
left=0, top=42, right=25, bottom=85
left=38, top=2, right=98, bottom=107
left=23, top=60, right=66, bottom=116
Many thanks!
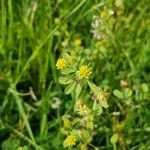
left=8, top=0, right=13, bottom=45
left=1, top=0, right=6, bottom=45
left=0, top=119, right=44, bottom=150
left=39, top=83, right=52, bottom=140
left=113, top=143, right=117, bottom=150
left=9, top=86, right=35, bottom=143
left=37, top=0, right=86, bottom=140
left=39, top=113, right=47, bottom=139
left=14, top=0, right=86, bottom=85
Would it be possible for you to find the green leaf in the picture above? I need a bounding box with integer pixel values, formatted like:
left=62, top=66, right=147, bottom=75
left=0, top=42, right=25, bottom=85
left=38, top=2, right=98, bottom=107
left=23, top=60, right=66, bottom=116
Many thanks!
left=61, top=67, right=76, bottom=75
left=124, top=88, right=132, bottom=99
left=64, top=82, right=76, bottom=95
left=141, top=83, right=149, bottom=92
left=75, top=83, right=82, bottom=99
left=110, top=133, right=118, bottom=144
left=93, top=101, right=103, bottom=115
left=87, top=80, right=99, bottom=94
left=58, top=76, right=73, bottom=84
left=79, top=59, right=85, bottom=66
left=2, top=138, right=20, bottom=150
left=100, top=100, right=109, bottom=108
left=93, top=100, right=97, bottom=110
left=113, top=89, right=123, bottom=99
left=22, top=146, right=29, bottom=150
left=62, top=52, right=71, bottom=61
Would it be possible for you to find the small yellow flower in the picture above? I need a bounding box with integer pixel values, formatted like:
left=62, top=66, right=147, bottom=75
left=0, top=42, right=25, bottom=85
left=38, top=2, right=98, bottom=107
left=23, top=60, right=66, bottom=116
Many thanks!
left=74, top=38, right=81, bottom=46
left=115, top=123, right=124, bottom=132
left=63, top=117, right=71, bottom=128
left=63, top=134, right=76, bottom=147
left=54, top=18, right=61, bottom=25
left=120, top=80, right=128, bottom=88
left=78, top=65, right=92, bottom=79
left=75, top=100, right=90, bottom=116
left=101, top=10, right=110, bottom=20
left=56, top=58, right=67, bottom=70
left=97, top=89, right=109, bottom=101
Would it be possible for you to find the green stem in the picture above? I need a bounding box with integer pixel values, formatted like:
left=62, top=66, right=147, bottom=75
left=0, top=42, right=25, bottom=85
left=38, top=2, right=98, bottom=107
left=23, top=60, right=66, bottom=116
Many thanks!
left=113, top=143, right=117, bottom=150
left=1, top=0, right=6, bottom=45
left=39, top=83, right=52, bottom=140
left=14, top=0, right=86, bottom=85
left=8, top=0, right=13, bottom=45
left=0, top=119, right=44, bottom=150
left=9, top=86, right=35, bottom=143
left=39, top=113, right=47, bottom=139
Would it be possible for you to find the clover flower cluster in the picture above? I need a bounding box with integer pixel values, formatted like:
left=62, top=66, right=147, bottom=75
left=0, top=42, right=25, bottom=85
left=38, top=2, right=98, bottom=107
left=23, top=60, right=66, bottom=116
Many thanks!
left=63, top=134, right=76, bottom=147
left=56, top=58, right=67, bottom=70
left=91, top=9, right=114, bottom=40
left=91, top=0, right=124, bottom=41
left=56, top=49, right=109, bottom=149
left=60, top=100, right=94, bottom=148
left=96, top=89, right=110, bottom=102
left=75, top=100, right=91, bottom=116
left=56, top=51, right=92, bottom=80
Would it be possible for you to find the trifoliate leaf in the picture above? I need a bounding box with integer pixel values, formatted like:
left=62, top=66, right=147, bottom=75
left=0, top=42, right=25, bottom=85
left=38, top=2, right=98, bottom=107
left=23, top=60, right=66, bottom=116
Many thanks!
left=62, top=52, right=71, bottom=61
left=113, top=89, right=123, bottom=99
left=93, top=100, right=97, bottom=111
left=87, top=80, right=99, bottom=94
left=93, top=101, right=103, bottom=115
left=64, top=82, right=76, bottom=95
left=110, top=133, right=118, bottom=144
left=75, top=83, right=82, bottom=99
left=58, top=76, right=73, bottom=84
left=124, top=88, right=132, bottom=99
left=2, top=138, right=20, bottom=150
left=141, top=83, right=149, bottom=92
left=100, top=100, right=109, bottom=108
left=61, top=67, right=76, bottom=75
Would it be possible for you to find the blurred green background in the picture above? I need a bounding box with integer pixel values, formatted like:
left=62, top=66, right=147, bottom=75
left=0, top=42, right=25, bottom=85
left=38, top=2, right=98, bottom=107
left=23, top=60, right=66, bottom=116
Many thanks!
left=0, top=0, right=150, bottom=149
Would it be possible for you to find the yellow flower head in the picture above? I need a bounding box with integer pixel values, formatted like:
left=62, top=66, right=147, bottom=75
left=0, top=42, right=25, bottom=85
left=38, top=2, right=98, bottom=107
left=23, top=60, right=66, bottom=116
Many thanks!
left=78, top=65, right=92, bottom=79
left=56, top=58, right=67, bottom=70
left=63, top=134, right=76, bottom=147
left=54, top=18, right=61, bottom=25
left=74, top=38, right=81, bottom=46
left=115, top=123, right=124, bottom=132
left=97, top=89, right=109, bottom=101
left=75, top=100, right=90, bottom=116
left=63, top=117, right=71, bottom=128
left=101, top=10, right=110, bottom=20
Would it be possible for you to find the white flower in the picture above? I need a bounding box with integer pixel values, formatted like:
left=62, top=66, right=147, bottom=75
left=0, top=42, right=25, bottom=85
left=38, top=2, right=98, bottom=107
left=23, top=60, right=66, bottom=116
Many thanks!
left=51, top=97, right=61, bottom=109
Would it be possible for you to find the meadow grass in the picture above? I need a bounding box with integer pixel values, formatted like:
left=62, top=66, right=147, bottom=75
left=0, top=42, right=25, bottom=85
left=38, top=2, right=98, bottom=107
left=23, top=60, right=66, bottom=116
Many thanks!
left=0, top=0, right=150, bottom=150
